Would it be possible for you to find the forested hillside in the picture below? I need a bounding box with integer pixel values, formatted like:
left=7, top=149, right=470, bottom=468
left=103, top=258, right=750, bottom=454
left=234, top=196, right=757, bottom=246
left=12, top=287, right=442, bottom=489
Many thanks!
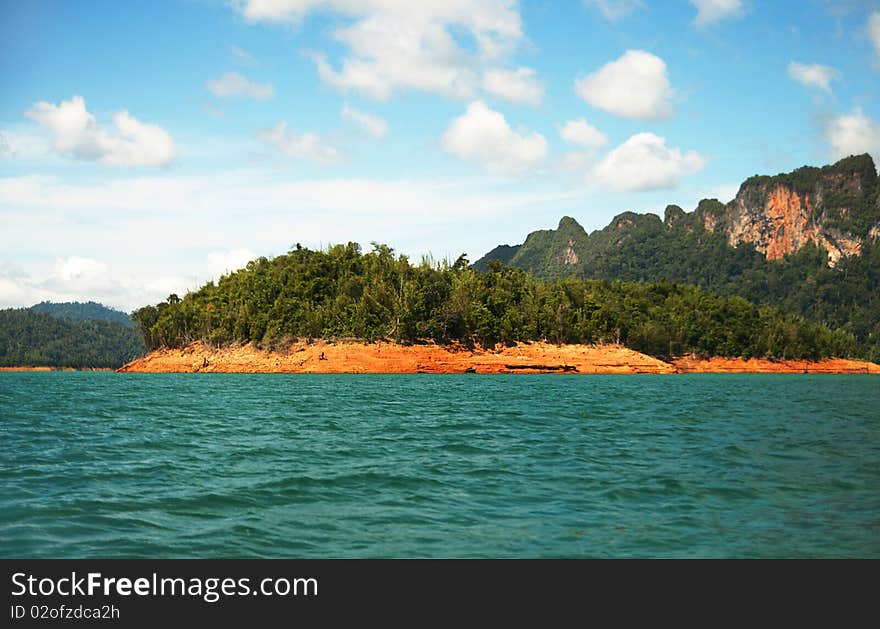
left=0, top=309, right=145, bottom=368
left=475, top=155, right=880, bottom=359
left=29, top=301, right=135, bottom=327
left=132, top=243, right=857, bottom=361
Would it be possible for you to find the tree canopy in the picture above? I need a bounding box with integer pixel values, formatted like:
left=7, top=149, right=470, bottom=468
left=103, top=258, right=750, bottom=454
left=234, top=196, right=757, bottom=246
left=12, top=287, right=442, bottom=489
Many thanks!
left=133, top=243, right=858, bottom=361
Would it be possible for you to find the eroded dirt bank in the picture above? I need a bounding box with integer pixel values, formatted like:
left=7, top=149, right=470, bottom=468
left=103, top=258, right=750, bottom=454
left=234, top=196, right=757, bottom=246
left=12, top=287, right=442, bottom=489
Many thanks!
left=672, top=355, right=880, bottom=374
left=117, top=340, right=880, bottom=374
left=118, top=340, right=674, bottom=374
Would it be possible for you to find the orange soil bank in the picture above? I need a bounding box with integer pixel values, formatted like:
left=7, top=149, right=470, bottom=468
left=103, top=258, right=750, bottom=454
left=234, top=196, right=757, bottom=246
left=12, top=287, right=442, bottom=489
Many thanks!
left=117, top=340, right=880, bottom=375
left=672, top=355, right=880, bottom=374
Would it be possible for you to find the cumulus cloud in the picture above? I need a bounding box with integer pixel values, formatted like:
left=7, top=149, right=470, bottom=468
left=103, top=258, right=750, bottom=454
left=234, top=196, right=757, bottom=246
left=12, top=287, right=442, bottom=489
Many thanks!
left=0, top=262, right=32, bottom=308
left=206, top=72, right=273, bottom=99
left=574, top=50, right=674, bottom=120
left=0, top=171, right=582, bottom=310
left=206, top=249, right=258, bottom=278
left=0, top=256, right=188, bottom=311
left=24, top=96, right=177, bottom=167
left=582, top=0, right=644, bottom=21
left=238, top=1, right=523, bottom=100
left=482, top=67, right=543, bottom=106
left=258, top=121, right=342, bottom=163
left=441, top=100, right=547, bottom=175
left=341, top=104, right=388, bottom=138
left=592, top=132, right=707, bottom=192
left=559, top=118, right=608, bottom=149
left=788, top=62, right=838, bottom=92
left=41, top=257, right=114, bottom=295
left=825, top=109, right=880, bottom=162
left=690, top=0, right=744, bottom=27
left=869, top=11, right=880, bottom=62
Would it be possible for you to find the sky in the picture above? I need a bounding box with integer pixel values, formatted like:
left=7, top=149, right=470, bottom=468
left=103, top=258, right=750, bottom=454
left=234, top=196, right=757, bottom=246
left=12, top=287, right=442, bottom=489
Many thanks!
left=2, top=0, right=880, bottom=311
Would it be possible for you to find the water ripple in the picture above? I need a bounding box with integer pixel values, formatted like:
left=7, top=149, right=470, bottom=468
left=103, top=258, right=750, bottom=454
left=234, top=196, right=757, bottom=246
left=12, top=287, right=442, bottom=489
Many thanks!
left=1, top=372, right=878, bottom=558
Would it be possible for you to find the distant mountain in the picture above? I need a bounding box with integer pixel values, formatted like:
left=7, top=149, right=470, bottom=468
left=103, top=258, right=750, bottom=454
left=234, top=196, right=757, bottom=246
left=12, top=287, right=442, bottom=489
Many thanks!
left=0, top=309, right=145, bottom=368
left=29, top=301, right=134, bottom=327
left=474, top=154, right=880, bottom=359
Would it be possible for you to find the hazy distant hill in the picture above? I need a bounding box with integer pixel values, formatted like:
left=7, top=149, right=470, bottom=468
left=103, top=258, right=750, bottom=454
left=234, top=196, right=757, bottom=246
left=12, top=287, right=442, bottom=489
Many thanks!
left=29, top=301, right=134, bottom=327
left=474, top=154, right=880, bottom=359
left=0, top=304, right=145, bottom=368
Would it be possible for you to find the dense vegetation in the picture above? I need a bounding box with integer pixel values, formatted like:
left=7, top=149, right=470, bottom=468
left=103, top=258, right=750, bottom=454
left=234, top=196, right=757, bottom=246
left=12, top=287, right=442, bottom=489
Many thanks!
left=474, top=155, right=880, bottom=360
left=132, top=243, right=857, bottom=361
left=0, top=309, right=145, bottom=368
left=476, top=216, right=880, bottom=361
left=29, top=301, right=135, bottom=327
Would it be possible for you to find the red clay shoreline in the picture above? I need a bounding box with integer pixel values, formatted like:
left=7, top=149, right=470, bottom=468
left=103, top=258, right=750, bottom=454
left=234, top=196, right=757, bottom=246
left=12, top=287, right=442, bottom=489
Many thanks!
left=115, top=340, right=880, bottom=375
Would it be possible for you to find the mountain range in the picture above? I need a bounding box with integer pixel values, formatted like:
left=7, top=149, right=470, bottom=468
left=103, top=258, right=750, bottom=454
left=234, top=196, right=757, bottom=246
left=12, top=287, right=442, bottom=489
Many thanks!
left=475, top=154, right=880, bottom=358
left=0, top=302, right=144, bottom=368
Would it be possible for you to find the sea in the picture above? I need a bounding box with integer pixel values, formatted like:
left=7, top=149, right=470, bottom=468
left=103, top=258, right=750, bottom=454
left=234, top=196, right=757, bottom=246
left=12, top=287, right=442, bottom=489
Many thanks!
left=1, top=372, right=878, bottom=558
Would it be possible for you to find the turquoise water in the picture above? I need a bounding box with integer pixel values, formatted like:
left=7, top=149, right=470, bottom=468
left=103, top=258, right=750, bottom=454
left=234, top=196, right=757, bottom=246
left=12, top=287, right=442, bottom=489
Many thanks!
left=1, top=372, right=878, bottom=558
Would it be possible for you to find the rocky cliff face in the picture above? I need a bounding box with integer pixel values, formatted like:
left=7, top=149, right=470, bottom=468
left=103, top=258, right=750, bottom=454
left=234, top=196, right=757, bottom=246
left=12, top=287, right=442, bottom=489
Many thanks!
left=474, top=154, right=880, bottom=275
left=700, top=154, right=878, bottom=265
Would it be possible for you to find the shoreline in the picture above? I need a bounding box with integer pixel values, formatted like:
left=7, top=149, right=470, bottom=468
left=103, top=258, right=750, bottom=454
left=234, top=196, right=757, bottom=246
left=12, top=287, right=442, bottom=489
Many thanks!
left=116, top=340, right=880, bottom=375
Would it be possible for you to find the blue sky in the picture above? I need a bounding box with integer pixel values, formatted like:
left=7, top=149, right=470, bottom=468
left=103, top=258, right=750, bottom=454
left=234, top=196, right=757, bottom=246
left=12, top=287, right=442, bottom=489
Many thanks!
left=2, top=0, right=880, bottom=310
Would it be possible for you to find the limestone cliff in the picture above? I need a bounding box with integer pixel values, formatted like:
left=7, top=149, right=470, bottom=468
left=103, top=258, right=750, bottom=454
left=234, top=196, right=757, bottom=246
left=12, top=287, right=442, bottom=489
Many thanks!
left=475, top=154, right=880, bottom=274
left=699, top=154, right=878, bottom=265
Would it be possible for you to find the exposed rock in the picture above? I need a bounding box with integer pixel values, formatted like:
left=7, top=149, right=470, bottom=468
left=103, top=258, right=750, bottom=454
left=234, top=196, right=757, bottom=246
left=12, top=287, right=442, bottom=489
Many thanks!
left=699, top=154, right=877, bottom=266
left=559, top=239, right=579, bottom=265
left=474, top=154, right=879, bottom=274
left=716, top=184, right=862, bottom=265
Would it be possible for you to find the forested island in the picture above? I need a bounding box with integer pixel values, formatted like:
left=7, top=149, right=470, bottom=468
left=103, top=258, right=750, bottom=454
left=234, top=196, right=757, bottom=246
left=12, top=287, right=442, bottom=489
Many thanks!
left=4, top=156, right=879, bottom=373
left=126, top=155, right=880, bottom=372
left=131, top=242, right=857, bottom=362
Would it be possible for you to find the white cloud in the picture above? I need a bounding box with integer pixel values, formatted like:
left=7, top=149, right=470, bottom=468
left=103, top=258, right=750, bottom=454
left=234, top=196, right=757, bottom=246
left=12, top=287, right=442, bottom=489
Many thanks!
left=825, top=109, right=880, bottom=162
left=482, top=67, right=543, bottom=107
left=206, top=72, right=273, bottom=99
left=690, top=0, right=744, bottom=27
left=788, top=62, right=838, bottom=92
left=341, top=104, right=388, bottom=138
left=237, top=1, right=523, bottom=100
left=582, top=0, right=644, bottom=21
left=441, top=100, right=547, bottom=175
left=24, top=96, right=177, bottom=167
left=0, top=128, right=50, bottom=159
left=0, top=171, right=581, bottom=309
left=869, top=11, right=880, bottom=61
left=592, top=132, right=707, bottom=192
left=206, top=249, right=258, bottom=278
left=42, top=257, right=113, bottom=295
left=0, top=256, right=191, bottom=312
left=258, top=121, right=342, bottom=163
left=0, top=263, right=32, bottom=308
left=574, top=50, right=674, bottom=120
left=231, top=45, right=257, bottom=65
left=559, top=118, right=608, bottom=149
